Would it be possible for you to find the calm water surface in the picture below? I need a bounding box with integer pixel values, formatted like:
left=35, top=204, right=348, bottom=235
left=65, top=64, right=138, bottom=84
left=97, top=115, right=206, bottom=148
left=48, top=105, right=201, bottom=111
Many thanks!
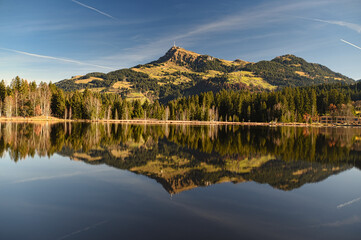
left=1, top=123, right=361, bottom=240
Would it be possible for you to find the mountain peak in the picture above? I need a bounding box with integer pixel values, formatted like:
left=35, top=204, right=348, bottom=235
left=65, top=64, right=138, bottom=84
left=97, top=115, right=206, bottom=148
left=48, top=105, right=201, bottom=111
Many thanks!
left=153, top=46, right=201, bottom=64
left=273, top=54, right=302, bottom=61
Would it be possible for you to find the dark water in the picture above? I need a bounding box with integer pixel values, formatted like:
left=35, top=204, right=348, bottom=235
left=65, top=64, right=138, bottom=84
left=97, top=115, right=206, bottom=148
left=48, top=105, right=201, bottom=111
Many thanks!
left=1, top=123, right=361, bottom=240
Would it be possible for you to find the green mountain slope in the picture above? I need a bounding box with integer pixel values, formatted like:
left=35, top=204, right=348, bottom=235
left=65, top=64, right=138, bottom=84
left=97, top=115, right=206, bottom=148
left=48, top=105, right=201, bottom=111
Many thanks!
left=55, top=46, right=354, bottom=102
left=244, top=54, right=354, bottom=87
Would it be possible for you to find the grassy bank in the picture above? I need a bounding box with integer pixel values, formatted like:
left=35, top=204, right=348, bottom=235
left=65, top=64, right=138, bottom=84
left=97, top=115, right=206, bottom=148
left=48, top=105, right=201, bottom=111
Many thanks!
left=0, top=117, right=349, bottom=127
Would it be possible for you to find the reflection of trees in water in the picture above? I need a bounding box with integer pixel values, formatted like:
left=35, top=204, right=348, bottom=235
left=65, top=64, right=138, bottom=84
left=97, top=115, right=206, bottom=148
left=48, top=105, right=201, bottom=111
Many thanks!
left=1, top=122, right=361, bottom=164
left=0, top=123, right=52, bottom=160
left=166, top=125, right=361, bottom=163
left=2, top=122, right=360, bottom=192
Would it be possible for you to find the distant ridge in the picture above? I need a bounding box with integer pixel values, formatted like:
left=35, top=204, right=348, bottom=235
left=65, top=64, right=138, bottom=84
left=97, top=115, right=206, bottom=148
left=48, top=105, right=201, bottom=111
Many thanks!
left=55, top=46, right=354, bottom=102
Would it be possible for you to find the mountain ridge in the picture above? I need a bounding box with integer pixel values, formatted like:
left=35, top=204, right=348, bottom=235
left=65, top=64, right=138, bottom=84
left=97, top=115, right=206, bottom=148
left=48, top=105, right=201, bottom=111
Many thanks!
left=149, top=46, right=250, bottom=69
left=55, top=46, right=354, bottom=102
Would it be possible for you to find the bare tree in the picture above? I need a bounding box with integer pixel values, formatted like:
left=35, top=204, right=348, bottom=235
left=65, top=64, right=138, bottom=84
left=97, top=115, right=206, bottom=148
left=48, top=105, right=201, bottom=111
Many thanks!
left=4, top=96, right=14, bottom=118
left=39, top=83, right=51, bottom=117
left=107, top=105, right=111, bottom=120
left=69, top=107, right=72, bottom=120
left=164, top=106, right=169, bottom=121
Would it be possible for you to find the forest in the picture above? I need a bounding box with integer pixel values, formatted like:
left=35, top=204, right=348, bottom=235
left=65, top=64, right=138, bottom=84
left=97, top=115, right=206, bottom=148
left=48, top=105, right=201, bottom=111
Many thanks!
left=1, top=76, right=361, bottom=123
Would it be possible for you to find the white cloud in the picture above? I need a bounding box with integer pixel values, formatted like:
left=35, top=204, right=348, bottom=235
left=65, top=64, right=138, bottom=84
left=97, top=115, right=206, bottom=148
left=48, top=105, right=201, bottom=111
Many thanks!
left=305, top=18, right=361, bottom=33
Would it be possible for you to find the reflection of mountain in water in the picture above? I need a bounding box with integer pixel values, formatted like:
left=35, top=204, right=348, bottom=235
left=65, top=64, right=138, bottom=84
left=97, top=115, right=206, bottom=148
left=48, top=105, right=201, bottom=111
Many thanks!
left=60, top=144, right=352, bottom=193
left=1, top=123, right=360, bottom=194
left=244, top=160, right=350, bottom=191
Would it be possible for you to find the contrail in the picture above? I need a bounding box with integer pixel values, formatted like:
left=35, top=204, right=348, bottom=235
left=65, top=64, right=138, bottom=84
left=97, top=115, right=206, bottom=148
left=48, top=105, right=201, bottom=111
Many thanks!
left=341, top=39, right=361, bottom=51
left=13, top=172, right=84, bottom=183
left=337, top=197, right=361, bottom=209
left=13, top=169, right=112, bottom=184
left=0, top=47, right=113, bottom=70
left=57, top=220, right=108, bottom=240
left=71, top=0, right=117, bottom=20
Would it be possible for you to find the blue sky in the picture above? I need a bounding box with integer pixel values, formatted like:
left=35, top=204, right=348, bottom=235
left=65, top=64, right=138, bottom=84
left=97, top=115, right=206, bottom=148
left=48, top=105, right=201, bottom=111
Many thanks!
left=0, top=0, right=360, bottom=83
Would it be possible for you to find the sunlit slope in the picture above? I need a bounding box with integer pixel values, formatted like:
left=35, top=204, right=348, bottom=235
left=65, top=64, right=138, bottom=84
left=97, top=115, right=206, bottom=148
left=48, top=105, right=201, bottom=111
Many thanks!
left=55, top=47, right=354, bottom=102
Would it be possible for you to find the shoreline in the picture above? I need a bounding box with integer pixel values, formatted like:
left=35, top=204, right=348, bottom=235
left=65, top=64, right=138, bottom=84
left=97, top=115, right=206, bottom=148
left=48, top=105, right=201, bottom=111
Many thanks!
left=0, top=117, right=359, bottom=127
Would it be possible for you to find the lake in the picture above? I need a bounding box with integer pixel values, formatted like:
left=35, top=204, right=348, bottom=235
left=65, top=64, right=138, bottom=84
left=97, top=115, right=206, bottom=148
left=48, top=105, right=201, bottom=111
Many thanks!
left=0, top=123, right=361, bottom=240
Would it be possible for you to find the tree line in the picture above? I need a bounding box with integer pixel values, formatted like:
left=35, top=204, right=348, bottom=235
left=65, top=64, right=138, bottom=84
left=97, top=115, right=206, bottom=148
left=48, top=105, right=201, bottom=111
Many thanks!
left=166, top=83, right=359, bottom=123
left=1, top=76, right=361, bottom=123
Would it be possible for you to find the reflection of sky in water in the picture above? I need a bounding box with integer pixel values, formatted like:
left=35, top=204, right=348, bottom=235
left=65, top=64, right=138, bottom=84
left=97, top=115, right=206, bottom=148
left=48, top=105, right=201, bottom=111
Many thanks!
left=1, top=152, right=361, bottom=240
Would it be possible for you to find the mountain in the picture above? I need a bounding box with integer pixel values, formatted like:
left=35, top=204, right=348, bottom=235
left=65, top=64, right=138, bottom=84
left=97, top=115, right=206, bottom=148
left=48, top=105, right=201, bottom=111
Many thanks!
left=55, top=46, right=354, bottom=102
